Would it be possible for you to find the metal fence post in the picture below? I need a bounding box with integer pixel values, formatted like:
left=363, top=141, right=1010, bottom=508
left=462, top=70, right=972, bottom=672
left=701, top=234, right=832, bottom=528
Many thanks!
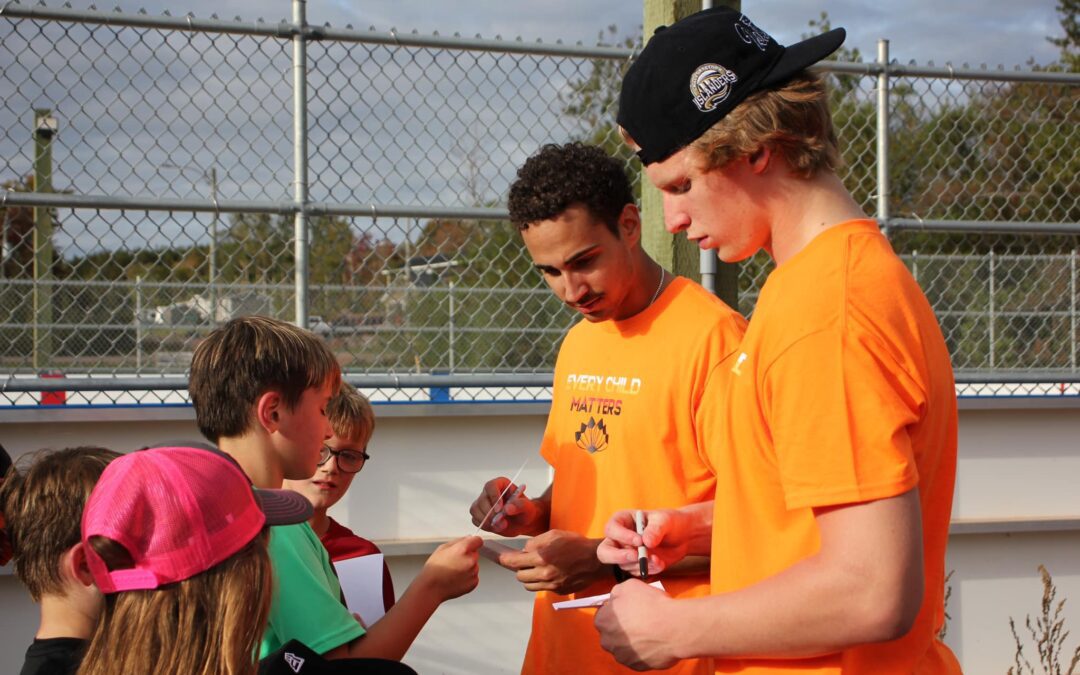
left=449, top=280, right=456, bottom=372
left=209, top=166, right=218, bottom=323
left=1072, top=249, right=1077, bottom=370
left=292, top=0, right=310, bottom=329
left=134, top=275, right=143, bottom=370
left=989, top=250, right=996, bottom=369
left=876, top=40, right=890, bottom=230
left=698, top=0, right=717, bottom=295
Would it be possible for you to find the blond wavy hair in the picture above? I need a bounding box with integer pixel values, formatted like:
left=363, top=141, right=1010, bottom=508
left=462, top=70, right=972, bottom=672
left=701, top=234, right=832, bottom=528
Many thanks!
left=328, top=381, right=376, bottom=447
left=76, top=531, right=272, bottom=675
left=691, top=72, right=840, bottom=178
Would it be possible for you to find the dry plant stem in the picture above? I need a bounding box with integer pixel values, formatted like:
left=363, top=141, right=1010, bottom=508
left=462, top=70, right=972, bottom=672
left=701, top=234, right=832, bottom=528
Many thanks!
left=938, top=570, right=954, bottom=641
left=1007, top=565, right=1080, bottom=675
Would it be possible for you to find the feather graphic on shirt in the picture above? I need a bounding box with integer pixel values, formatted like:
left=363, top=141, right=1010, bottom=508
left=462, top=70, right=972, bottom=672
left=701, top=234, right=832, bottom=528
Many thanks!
left=575, top=417, right=609, bottom=454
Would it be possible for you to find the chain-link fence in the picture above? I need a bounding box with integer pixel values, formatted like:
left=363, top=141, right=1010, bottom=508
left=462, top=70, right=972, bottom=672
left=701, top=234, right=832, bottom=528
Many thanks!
left=1, top=2, right=1077, bottom=406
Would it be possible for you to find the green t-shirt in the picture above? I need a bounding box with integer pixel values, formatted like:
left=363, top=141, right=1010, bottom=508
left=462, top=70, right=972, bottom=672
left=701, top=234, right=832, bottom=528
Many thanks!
left=259, top=522, right=367, bottom=658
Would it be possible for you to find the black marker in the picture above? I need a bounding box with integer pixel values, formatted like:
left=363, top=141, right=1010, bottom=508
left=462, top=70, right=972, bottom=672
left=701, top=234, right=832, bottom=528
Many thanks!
left=634, top=509, right=648, bottom=579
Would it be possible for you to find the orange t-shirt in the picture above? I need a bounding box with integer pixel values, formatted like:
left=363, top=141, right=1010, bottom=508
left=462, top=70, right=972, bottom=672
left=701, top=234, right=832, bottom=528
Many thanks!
left=522, top=277, right=746, bottom=675
left=707, top=220, right=960, bottom=673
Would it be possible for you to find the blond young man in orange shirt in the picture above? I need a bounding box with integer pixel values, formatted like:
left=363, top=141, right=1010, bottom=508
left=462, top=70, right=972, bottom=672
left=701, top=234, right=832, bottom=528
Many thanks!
left=595, top=8, right=960, bottom=674
left=469, top=142, right=746, bottom=674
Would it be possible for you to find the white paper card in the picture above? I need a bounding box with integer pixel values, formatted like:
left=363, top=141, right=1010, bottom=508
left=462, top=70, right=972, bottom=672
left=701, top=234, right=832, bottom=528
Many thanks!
left=334, top=553, right=386, bottom=625
left=552, top=580, right=665, bottom=610
left=479, top=539, right=522, bottom=563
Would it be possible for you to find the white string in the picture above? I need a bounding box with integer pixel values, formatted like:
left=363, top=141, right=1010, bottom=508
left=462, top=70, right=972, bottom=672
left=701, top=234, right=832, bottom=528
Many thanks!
left=473, top=456, right=530, bottom=535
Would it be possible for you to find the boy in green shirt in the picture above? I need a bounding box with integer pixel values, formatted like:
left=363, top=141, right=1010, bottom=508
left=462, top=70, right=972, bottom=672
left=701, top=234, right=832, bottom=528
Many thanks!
left=189, top=315, right=481, bottom=662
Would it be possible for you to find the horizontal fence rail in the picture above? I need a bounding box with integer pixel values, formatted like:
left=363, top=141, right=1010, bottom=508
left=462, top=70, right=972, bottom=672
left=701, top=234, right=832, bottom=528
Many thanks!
left=1, top=1, right=1077, bottom=405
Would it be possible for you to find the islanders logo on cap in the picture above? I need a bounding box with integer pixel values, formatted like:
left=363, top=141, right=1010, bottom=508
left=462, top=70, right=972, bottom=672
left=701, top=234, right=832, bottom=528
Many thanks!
left=689, top=63, right=739, bottom=113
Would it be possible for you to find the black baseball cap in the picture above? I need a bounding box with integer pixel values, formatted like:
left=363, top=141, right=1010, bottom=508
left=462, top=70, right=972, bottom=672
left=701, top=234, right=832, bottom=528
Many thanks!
left=618, top=7, right=845, bottom=165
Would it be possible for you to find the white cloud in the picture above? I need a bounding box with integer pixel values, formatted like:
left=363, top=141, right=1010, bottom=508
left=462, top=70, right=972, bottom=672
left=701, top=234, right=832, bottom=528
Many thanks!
left=95, top=0, right=1065, bottom=67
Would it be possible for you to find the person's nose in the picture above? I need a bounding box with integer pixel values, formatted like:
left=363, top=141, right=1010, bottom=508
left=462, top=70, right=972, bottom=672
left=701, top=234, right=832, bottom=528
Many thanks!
left=562, top=272, right=590, bottom=304
left=663, top=195, right=690, bottom=234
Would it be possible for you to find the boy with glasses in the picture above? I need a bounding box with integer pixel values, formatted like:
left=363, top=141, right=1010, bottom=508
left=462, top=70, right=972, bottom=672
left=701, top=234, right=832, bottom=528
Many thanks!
left=285, top=382, right=395, bottom=613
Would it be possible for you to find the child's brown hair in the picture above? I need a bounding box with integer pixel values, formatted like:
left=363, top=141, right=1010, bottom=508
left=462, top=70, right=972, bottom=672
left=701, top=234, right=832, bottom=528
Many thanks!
left=0, top=446, right=120, bottom=601
left=189, top=315, right=341, bottom=442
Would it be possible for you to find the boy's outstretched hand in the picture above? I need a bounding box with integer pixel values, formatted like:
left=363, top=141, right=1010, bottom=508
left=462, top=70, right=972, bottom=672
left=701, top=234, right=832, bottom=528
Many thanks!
left=420, top=535, right=483, bottom=602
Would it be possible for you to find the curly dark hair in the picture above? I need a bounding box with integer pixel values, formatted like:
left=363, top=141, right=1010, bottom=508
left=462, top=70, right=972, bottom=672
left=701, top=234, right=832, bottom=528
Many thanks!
left=507, top=142, right=634, bottom=235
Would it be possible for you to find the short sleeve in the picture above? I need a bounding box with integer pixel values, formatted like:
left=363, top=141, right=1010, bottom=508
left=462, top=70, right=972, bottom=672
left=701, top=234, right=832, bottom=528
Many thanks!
left=540, top=333, right=575, bottom=469
left=538, top=408, right=559, bottom=468
left=260, top=524, right=366, bottom=658
left=764, top=328, right=922, bottom=510
left=693, top=356, right=736, bottom=477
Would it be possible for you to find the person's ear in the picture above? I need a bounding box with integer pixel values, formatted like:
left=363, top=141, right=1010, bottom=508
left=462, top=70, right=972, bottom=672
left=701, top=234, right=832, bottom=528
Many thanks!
left=617, top=203, right=642, bottom=247
left=256, top=390, right=283, bottom=432
left=66, top=542, right=96, bottom=589
left=747, top=146, right=772, bottom=175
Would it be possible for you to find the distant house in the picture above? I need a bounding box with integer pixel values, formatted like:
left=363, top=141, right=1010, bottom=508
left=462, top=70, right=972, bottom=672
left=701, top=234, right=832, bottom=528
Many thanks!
left=142, top=290, right=273, bottom=325
left=379, top=254, right=459, bottom=321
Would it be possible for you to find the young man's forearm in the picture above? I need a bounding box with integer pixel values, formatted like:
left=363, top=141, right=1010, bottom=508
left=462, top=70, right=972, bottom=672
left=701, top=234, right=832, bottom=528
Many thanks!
left=659, top=492, right=922, bottom=660
left=665, top=554, right=912, bottom=660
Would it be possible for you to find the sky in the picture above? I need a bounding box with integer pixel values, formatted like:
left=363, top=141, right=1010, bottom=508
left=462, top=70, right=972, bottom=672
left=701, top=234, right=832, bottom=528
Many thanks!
left=151, top=0, right=1067, bottom=70
left=1, top=0, right=1070, bottom=257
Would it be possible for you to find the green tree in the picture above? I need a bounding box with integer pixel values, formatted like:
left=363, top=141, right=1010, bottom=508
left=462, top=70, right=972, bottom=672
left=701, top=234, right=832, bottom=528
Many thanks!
left=560, top=25, right=644, bottom=195
left=310, top=215, right=354, bottom=285
left=386, top=216, right=571, bottom=373
left=803, top=12, right=864, bottom=97
left=1048, top=0, right=1080, bottom=71
left=220, top=213, right=293, bottom=285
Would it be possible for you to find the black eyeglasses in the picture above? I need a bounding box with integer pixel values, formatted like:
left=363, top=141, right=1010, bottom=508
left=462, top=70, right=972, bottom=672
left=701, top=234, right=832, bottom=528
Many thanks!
left=318, top=445, right=370, bottom=474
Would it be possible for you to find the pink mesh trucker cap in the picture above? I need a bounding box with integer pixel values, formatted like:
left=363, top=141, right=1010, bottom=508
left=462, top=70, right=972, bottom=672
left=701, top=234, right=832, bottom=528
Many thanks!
left=82, top=445, right=312, bottom=593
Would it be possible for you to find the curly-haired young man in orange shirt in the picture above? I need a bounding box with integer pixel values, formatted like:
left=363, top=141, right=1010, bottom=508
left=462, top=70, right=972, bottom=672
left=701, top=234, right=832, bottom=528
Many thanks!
left=595, top=8, right=960, bottom=674
left=470, top=142, right=746, bottom=675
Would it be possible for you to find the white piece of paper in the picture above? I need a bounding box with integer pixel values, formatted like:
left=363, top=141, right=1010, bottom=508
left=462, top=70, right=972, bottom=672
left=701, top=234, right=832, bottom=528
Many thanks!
left=334, top=553, right=386, bottom=625
left=552, top=580, right=665, bottom=610
left=479, top=539, right=523, bottom=564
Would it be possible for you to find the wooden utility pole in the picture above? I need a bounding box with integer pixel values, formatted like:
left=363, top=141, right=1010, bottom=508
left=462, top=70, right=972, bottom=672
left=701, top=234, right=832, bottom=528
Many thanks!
left=32, top=108, right=57, bottom=369
left=640, top=0, right=741, bottom=310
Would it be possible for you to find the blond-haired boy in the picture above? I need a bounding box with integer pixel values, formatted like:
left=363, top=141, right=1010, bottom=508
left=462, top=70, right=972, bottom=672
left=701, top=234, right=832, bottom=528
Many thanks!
left=284, top=382, right=395, bottom=613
